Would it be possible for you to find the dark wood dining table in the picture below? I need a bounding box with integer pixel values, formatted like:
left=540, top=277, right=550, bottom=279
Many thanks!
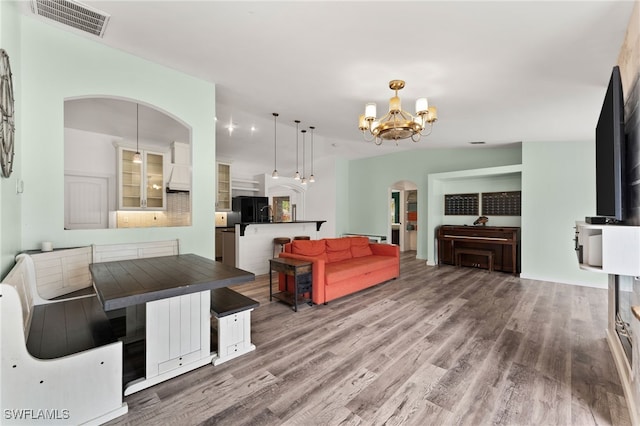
left=90, top=253, right=254, bottom=395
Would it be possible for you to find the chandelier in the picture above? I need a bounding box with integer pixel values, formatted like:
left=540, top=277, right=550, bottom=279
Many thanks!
left=358, top=80, right=438, bottom=145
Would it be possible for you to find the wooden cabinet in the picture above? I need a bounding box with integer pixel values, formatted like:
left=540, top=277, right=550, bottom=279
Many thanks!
left=437, top=225, right=520, bottom=274
left=216, top=162, right=231, bottom=211
left=215, top=228, right=224, bottom=260
left=118, top=147, right=166, bottom=210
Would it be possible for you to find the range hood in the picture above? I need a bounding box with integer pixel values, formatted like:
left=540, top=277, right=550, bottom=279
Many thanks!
left=166, top=164, right=191, bottom=192
left=166, top=141, right=191, bottom=193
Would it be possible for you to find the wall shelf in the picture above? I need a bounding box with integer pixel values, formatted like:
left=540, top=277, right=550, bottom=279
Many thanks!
left=231, top=178, right=261, bottom=194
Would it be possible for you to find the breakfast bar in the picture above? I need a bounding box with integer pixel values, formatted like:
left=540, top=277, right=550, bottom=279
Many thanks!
left=234, top=220, right=325, bottom=275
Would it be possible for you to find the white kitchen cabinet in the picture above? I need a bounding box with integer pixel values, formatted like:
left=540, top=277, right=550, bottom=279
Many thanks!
left=216, top=162, right=231, bottom=211
left=118, top=147, right=166, bottom=210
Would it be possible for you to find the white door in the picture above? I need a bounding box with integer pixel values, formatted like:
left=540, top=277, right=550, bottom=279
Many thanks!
left=64, top=175, right=109, bottom=229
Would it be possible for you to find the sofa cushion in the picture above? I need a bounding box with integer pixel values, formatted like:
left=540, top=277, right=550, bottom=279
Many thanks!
left=325, top=238, right=353, bottom=263
left=325, top=255, right=398, bottom=285
left=291, top=240, right=327, bottom=261
left=350, top=237, right=373, bottom=258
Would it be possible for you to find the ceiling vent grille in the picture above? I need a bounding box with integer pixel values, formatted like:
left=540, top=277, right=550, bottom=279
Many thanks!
left=30, top=0, right=110, bottom=37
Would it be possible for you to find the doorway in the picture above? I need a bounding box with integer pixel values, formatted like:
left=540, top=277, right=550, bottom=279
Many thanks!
left=388, top=180, right=418, bottom=253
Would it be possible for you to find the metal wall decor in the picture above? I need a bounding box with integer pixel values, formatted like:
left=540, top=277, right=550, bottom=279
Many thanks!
left=482, top=191, right=521, bottom=216
left=0, top=49, right=15, bottom=178
left=444, top=193, right=479, bottom=216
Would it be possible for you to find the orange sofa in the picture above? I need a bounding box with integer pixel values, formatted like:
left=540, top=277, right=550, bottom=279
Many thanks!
left=278, top=237, right=400, bottom=305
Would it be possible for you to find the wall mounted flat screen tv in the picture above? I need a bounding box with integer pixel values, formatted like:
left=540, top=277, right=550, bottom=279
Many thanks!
left=595, top=65, right=625, bottom=222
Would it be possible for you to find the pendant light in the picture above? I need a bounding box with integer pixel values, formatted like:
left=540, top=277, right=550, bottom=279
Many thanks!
left=293, top=120, right=301, bottom=180
left=271, top=112, right=279, bottom=178
left=309, top=126, right=316, bottom=183
left=301, top=129, right=307, bottom=185
left=132, top=103, right=142, bottom=164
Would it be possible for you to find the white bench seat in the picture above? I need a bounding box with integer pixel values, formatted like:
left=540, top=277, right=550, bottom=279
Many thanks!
left=27, top=295, right=116, bottom=359
left=1, top=254, right=127, bottom=425
left=210, top=287, right=259, bottom=366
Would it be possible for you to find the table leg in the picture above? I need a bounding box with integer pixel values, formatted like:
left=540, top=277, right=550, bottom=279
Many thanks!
left=293, top=274, right=299, bottom=312
left=269, top=268, right=273, bottom=301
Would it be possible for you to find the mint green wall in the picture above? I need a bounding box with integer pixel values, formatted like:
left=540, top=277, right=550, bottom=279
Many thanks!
left=521, top=140, right=605, bottom=288
left=0, top=1, right=22, bottom=277
left=17, top=17, right=215, bottom=257
left=347, top=146, right=522, bottom=259
left=334, top=157, right=349, bottom=236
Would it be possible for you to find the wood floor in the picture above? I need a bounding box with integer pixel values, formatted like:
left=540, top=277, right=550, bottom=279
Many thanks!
left=107, top=252, right=630, bottom=426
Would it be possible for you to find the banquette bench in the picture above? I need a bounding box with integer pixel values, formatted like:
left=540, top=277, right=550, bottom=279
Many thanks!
left=0, top=240, right=179, bottom=424
left=0, top=254, right=127, bottom=425
left=1, top=239, right=259, bottom=422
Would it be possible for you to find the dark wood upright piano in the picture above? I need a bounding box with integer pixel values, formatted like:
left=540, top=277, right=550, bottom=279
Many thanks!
left=436, top=225, right=520, bottom=275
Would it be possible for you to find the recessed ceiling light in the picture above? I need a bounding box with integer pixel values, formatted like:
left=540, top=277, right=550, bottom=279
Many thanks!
left=469, top=141, right=486, bottom=145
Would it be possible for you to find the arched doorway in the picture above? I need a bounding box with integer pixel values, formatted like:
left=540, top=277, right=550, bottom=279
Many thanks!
left=389, top=180, right=418, bottom=254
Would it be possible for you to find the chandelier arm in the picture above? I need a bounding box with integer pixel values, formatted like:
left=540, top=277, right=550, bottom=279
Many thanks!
left=377, top=111, right=392, bottom=123
left=362, top=130, right=376, bottom=143
left=397, top=110, right=415, bottom=122
left=374, top=136, right=383, bottom=145
left=411, top=132, right=421, bottom=143
left=420, top=124, right=434, bottom=137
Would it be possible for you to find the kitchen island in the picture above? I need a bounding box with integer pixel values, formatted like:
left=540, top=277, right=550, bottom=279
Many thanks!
left=233, top=221, right=325, bottom=275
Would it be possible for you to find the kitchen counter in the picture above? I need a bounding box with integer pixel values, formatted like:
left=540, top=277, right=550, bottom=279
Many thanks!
left=233, top=220, right=326, bottom=275
left=237, top=220, right=326, bottom=236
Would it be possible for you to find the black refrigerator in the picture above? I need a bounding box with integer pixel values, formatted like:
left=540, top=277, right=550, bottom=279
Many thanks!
left=232, top=196, right=269, bottom=223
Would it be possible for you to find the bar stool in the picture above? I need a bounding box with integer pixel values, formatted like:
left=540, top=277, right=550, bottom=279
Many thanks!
left=273, top=237, right=291, bottom=258
left=293, top=236, right=310, bottom=240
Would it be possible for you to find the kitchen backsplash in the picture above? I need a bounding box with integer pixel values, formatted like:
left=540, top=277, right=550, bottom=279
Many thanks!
left=117, top=192, right=191, bottom=228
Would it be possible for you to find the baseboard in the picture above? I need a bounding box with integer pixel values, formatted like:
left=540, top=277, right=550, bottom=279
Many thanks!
left=606, top=328, right=639, bottom=426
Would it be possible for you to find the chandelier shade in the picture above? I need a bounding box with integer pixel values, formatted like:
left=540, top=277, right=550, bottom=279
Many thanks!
left=358, top=79, right=438, bottom=145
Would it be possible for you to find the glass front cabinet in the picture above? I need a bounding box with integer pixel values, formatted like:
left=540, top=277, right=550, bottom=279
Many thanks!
left=118, top=147, right=166, bottom=210
left=216, top=162, right=231, bottom=211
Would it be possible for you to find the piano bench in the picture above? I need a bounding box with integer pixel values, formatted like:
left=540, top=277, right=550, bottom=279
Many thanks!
left=455, top=248, right=494, bottom=272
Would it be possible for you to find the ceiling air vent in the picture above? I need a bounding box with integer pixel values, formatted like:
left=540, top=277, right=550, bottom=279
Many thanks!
left=30, top=0, right=110, bottom=37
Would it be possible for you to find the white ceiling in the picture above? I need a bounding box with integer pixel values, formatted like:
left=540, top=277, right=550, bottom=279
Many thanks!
left=64, top=98, right=190, bottom=150
left=23, top=1, right=635, bottom=170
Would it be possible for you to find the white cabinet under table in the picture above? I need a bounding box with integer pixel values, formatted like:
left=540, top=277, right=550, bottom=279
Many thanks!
left=90, top=254, right=255, bottom=395
left=145, top=293, right=209, bottom=378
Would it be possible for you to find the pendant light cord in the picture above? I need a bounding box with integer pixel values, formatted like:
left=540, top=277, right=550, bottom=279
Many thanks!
left=136, top=104, right=139, bottom=152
